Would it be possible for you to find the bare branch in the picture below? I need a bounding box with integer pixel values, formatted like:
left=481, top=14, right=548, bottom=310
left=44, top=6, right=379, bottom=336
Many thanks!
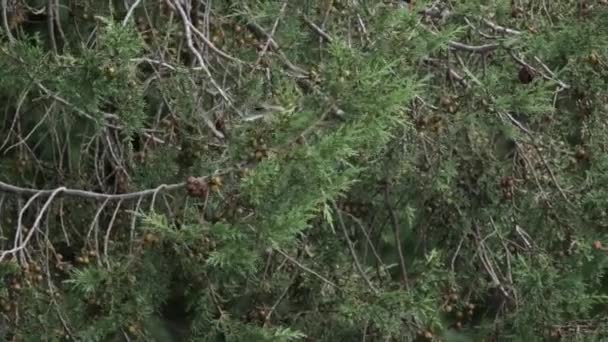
left=103, top=199, right=123, bottom=267
left=508, top=51, right=570, bottom=89
left=171, top=0, right=241, bottom=115
left=448, top=41, right=499, bottom=54
left=334, top=202, right=378, bottom=294
left=1, top=187, right=64, bottom=262
left=122, top=0, right=145, bottom=26
left=273, top=246, right=338, bottom=289
left=0, top=180, right=185, bottom=201
left=1, top=0, right=15, bottom=43
left=383, top=184, right=409, bottom=289
left=302, top=15, right=333, bottom=43
left=481, top=18, right=522, bottom=35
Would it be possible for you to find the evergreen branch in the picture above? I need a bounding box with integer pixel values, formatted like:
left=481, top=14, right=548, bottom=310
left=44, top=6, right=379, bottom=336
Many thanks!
left=20, top=75, right=163, bottom=144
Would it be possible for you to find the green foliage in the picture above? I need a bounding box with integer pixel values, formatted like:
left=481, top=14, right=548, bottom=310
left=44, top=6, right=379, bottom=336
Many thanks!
left=2, top=1, right=608, bottom=341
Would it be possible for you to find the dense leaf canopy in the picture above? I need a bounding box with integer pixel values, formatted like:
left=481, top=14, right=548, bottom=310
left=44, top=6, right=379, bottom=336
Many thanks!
left=2, top=0, right=608, bottom=341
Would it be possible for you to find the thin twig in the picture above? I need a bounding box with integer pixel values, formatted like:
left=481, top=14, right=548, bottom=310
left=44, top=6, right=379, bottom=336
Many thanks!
left=171, top=0, right=241, bottom=115
left=508, top=51, right=569, bottom=89
left=129, top=196, right=144, bottom=254
left=334, top=202, right=378, bottom=294
left=448, top=41, right=499, bottom=54
left=273, top=246, right=338, bottom=289
left=3, top=102, right=54, bottom=154
left=383, top=184, right=409, bottom=289
left=450, top=236, right=465, bottom=273
left=244, top=20, right=309, bottom=77
left=122, top=0, right=145, bottom=26
left=47, top=0, right=58, bottom=53
left=0, top=194, right=5, bottom=249
left=1, top=187, right=64, bottom=262
left=302, top=15, right=333, bottom=43
left=86, top=198, right=109, bottom=265
left=1, top=0, right=15, bottom=43
left=481, top=18, right=522, bottom=35
left=103, top=199, right=123, bottom=268
left=264, top=270, right=300, bottom=325
left=186, top=15, right=248, bottom=65
left=0, top=180, right=185, bottom=201
left=501, top=111, right=573, bottom=205
left=253, top=1, right=288, bottom=68
left=0, top=87, right=30, bottom=152
left=342, top=211, right=385, bottom=273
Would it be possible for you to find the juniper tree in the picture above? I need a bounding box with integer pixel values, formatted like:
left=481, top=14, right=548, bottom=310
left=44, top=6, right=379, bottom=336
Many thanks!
left=2, top=1, right=608, bottom=341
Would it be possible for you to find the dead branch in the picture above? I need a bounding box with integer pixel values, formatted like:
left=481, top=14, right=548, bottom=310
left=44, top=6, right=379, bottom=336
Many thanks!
left=383, top=183, right=409, bottom=289
left=1, top=187, right=64, bottom=262
left=273, top=246, right=338, bottom=289
left=0, top=180, right=185, bottom=200
left=481, top=18, right=522, bottom=35
left=334, top=202, right=378, bottom=294
left=448, top=41, right=499, bottom=54
left=302, top=15, right=333, bottom=43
